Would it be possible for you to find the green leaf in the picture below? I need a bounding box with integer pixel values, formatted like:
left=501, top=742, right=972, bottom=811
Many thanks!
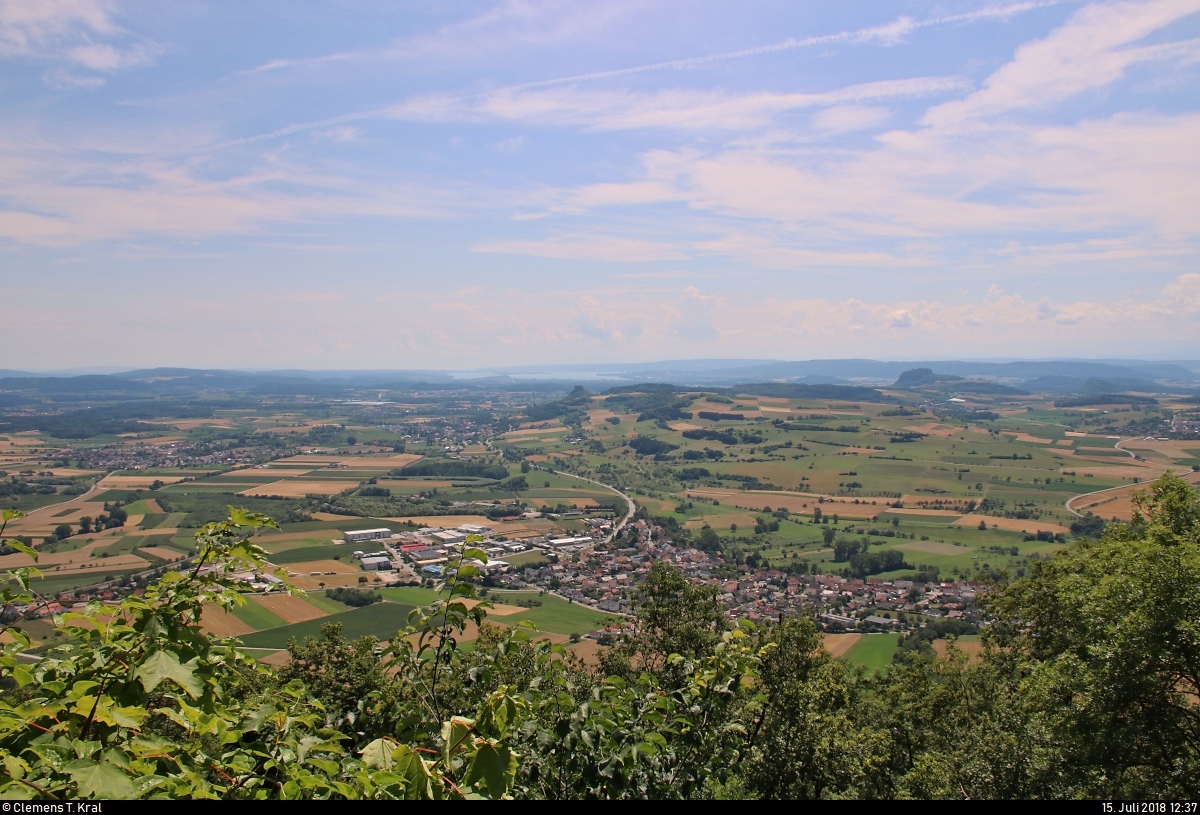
left=463, top=742, right=518, bottom=799
left=136, top=650, right=202, bottom=698
left=391, top=745, right=433, bottom=800
left=360, top=738, right=395, bottom=770
left=3, top=539, right=36, bottom=560
left=227, top=507, right=280, bottom=529
left=2, top=509, right=26, bottom=522
left=441, top=717, right=474, bottom=765
left=67, top=760, right=136, bottom=799
left=463, top=547, right=488, bottom=563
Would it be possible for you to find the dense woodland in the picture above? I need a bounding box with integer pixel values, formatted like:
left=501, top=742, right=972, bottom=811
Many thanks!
left=1, top=473, right=1198, bottom=799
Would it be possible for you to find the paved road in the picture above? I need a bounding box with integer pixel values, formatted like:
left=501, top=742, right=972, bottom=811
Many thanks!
left=537, top=466, right=636, bottom=545
left=1063, top=438, right=1189, bottom=517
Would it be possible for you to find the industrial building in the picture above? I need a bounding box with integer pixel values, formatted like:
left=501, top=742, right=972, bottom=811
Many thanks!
left=344, top=528, right=393, bottom=544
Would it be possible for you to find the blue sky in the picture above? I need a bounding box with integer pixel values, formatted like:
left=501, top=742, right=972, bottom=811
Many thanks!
left=2, top=0, right=1199, bottom=369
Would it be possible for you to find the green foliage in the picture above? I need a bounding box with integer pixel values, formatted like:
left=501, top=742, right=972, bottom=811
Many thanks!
left=325, top=587, right=382, bottom=607
left=396, top=461, right=509, bottom=480
left=2, top=472, right=1197, bottom=800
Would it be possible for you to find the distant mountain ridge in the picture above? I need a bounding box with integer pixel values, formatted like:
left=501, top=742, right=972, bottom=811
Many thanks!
left=0, top=358, right=1196, bottom=395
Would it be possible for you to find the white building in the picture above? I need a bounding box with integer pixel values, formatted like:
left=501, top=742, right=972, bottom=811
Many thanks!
left=344, top=528, right=393, bottom=544
left=360, top=556, right=393, bottom=571
left=457, top=523, right=495, bottom=536
left=546, top=536, right=593, bottom=549
left=431, top=530, right=467, bottom=545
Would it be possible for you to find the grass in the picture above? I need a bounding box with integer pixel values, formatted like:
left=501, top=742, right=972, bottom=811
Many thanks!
left=267, top=544, right=356, bottom=564
left=238, top=601, right=418, bottom=648
left=301, top=592, right=354, bottom=615
left=377, top=586, right=442, bottom=606
left=842, top=633, right=900, bottom=673
left=230, top=598, right=287, bottom=631
left=489, top=591, right=612, bottom=635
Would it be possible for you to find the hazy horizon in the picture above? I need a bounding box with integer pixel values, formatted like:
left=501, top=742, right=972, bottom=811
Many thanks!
left=4, top=1, right=1200, bottom=368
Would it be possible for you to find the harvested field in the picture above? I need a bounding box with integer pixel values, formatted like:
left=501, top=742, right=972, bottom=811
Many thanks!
left=1120, top=439, right=1200, bottom=459
left=953, top=516, right=1071, bottom=535
left=240, top=480, right=363, bottom=497
left=530, top=497, right=599, bottom=508
left=586, top=409, right=618, bottom=427
left=885, top=508, right=965, bottom=518
left=755, top=396, right=789, bottom=404
left=567, top=638, right=604, bottom=666
left=684, top=511, right=758, bottom=531
left=698, top=405, right=763, bottom=418
left=271, top=455, right=341, bottom=465
left=284, top=559, right=358, bottom=574
left=684, top=488, right=879, bottom=517
left=1002, top=432, right=1054, bottom=444
left=339, top=454, right=423, bottom=468
left=1065, top=431, right=1088, bottom=437
left=137, top=546, right=187, bottom=561
left=99, top=475, right=187, bottom=489
left=669, top=423, right=704, bottom=431
left=932, top=637, right=984, bottom=661
left=240, top=467, right=314, bottom=478
left=290, top=573, right=382, bottom=590
left=256, top=650, right=292, bottom=666
left=311, top=512, right=354, bottom=522
left=1056, top=439, right=1074, bottom=446
left=123, top=515, right=144, bottom=528
left=383, top=514, right=494, bottom=528
left=504, top=427, right=567, bottom=438
left=897, top=541, right=976, bottom=556
left=146, top=419, right=236, bottom=430
left=250, top=594, right=327, bottom=624
left=380, top=480, right=453, bottom=488
left=200, top=606, right=254, bottom=638
left=1060, top=464, right=1173, bottom=480
left=823, top=633, right=862, bottom=658
left=904, top=423, right=960, bottom=437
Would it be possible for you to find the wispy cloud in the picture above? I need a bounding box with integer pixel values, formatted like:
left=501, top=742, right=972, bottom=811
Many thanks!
left=0, top=0, right=161, bottom=85
left=240, top=3, right=1053, bottom=142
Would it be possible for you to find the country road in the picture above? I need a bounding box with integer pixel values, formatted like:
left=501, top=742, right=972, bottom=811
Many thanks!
left=1064, top=438, right=1191, bottom=517
left=537, top=466, right=636, bottom=545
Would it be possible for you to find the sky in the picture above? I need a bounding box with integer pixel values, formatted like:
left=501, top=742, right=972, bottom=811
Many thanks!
left=2, top=0, right=1199, bottom=370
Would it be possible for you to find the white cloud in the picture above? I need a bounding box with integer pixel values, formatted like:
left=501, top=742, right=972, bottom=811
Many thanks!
left=390, top=76, right=969, bottom=132
left=924, top=0, right=1200, bottom=128
left=0, top=0, right=160, bottom=84
left=472, top=233, right=685, bottom=262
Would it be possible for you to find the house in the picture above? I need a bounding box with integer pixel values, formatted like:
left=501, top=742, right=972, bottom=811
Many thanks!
left=360, top=556, right=393, bottom=571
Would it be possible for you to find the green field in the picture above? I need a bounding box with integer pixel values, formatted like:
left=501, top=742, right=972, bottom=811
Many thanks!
left=231, top=598, right=287, bottom=631
left=842, top=633, right=901, bottom=673
left=238, top=601, right=418, bottom=648
left=267, top=544, right=357, bottom=565
left=490, top=591, right=613, bottom=635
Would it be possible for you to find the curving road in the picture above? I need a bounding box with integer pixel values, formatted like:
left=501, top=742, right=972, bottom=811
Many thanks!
left=1063, top=438, right=1191, bottom=517
left=536, top=466, right=636, bottom=545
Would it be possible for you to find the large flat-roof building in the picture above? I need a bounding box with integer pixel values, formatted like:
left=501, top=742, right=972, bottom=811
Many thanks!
left=344, top=528, right=393, bottom=544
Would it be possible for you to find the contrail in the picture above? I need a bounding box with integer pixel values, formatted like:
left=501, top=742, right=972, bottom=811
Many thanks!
left=236, top=1, right=1063, bottom=145
left=504, top=1, right=1064, bottom=91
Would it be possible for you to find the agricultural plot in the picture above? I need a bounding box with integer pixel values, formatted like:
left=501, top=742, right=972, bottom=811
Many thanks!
left=842, top=633, right=901, bottom=673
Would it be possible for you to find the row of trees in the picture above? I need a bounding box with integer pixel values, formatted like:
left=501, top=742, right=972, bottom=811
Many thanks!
left=1, top=474, right=1198, bottom=798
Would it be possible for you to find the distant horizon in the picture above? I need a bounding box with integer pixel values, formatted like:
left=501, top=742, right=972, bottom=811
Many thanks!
left=5, top=355, right=1199, bottom=379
